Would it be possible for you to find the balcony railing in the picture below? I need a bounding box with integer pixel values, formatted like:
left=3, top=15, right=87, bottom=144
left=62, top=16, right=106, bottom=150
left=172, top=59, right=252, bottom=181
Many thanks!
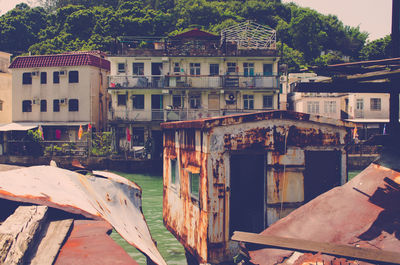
left=109, top=75, right=166, bottom=89
left=108, top=108, right=273, bottom=122
left=108, top=74, right=280, bottom=89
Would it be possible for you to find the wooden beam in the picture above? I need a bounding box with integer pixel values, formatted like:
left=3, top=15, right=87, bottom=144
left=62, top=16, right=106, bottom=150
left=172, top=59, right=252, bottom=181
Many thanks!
left=294, top=81, right=395, bottom=93
left=0, top=205, right=48, bottom=264
left=232, top=231, right=400, bottom=264
left=28, top=219, right=73, bottom=265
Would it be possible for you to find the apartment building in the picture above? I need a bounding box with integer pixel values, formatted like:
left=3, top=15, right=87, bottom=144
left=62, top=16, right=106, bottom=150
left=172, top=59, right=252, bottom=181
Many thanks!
left=0, top=52, right=12, bottom=124
left=8, top=51, right=110, bottom=142
left=286, top=73, right=389, bottom=140
left=107, top=21, right=280, bottom=156
left=344, top=93, right=389, bottom=139
left=286, top=73, right=343, bottom=120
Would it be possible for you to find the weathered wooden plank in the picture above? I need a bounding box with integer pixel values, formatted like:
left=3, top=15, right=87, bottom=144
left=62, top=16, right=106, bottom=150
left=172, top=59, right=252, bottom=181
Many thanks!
left=0, top=205, right=48, bottom=265
left=29, top=219, right=73, bottom=265
left=232, top=231, right=400, bottom=264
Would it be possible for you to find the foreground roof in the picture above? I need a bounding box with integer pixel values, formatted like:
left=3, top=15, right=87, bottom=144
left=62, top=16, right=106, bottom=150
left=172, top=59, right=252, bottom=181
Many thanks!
left=9, top=52, right=110, bottom=71
left=246, top=162, right=400, bottom=264
left=161, top=110, right=352, bottom=130
left=0, top=166, right=166, bottom=265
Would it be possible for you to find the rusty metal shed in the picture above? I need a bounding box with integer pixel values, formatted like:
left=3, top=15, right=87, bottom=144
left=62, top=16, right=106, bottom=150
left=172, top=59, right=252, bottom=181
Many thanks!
left=161, top=110, right=352, bottom=264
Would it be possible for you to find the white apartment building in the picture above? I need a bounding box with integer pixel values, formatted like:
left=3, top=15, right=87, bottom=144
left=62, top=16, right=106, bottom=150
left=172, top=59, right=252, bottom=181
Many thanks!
left=107, top=22, right=280, bottom=157
left=8, top=51, right=110, bottom=143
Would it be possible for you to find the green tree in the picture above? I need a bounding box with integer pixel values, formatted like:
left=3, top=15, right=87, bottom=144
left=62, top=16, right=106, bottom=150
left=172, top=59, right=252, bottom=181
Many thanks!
left=359, top=35, right=391, bottom=60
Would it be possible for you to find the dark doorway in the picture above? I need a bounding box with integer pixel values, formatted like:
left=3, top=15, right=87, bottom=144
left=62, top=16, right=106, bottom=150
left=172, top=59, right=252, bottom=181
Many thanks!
left=151, top=130, right=163, bottom=159
left=304, top=151, right=341, bottom=202
left=151, top=63, right=162, bottom=75
left=152, top=63, right=163, bottom=88
left=151, top=95, right=163, bottom=121
left=230, top=154, right=265, bottom=236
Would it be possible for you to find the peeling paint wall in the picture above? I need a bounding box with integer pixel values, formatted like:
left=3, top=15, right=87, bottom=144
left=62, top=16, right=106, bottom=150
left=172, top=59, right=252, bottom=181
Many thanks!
left=163, top=114, right=350, bottom=264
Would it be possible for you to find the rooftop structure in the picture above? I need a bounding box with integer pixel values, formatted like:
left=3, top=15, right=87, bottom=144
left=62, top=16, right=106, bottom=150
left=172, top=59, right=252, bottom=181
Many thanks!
left=162, top=110, right=351, bottom=264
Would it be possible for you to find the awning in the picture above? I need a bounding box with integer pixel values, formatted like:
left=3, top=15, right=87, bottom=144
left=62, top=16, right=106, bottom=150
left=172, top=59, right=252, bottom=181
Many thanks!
left=0, top=123, right=38, bottom=131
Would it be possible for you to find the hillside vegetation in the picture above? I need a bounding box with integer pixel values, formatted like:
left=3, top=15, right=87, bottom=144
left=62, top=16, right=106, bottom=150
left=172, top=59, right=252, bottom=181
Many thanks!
left=0, top=0, right=392, bottom=71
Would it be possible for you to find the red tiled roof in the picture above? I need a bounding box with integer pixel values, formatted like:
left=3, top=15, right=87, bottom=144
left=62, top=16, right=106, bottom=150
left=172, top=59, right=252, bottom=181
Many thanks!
left=173, top=29, right=219, bottom=39
left=9, top=52, right=110, bottom=71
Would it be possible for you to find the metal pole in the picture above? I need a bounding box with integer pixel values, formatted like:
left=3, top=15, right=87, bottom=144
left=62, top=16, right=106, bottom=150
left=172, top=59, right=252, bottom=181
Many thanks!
left=390, top=0, right=400, bottom=137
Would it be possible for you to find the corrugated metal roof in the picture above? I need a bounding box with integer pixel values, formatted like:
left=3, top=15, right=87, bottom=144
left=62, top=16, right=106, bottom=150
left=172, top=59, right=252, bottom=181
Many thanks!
left=0, top=166, right=166, bottom=265
left=0, top=122, right=38, bottom=131
left=9, top=52, right=110, bottom=71
left=161, top=110, right=353, bottom=130
left=247, top=163, right=400, bottom=265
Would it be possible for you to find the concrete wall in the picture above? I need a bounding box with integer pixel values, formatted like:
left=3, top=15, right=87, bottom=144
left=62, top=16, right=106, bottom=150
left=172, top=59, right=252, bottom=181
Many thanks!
left=347, top=93, right=389, bottom=119
left=0, top=72, right=12, bottom=124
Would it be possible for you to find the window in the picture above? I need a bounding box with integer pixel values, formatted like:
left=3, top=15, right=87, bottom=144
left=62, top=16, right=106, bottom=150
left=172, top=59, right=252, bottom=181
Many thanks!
left=209, top=64, right=219, bottom=76
left=263, top=95, right=273, bottom=109
left=370, top=98, right=381, bottom=111
left=22, top=100, right=32, bottom=112
left=0, top=101, right=3, bottom=111
left=132, top=95, right=144, bottom=109
left=132, top=127, right=144, bottom=146
left=40, top=100, right=47, bottom=112
left=22, top=73, right=32, bottom=85
left=53, top=99, right=60, bottom=112
left=173, top=62, right=180, bottom=73
left=227, top=62, right=236, bottom=74
left=53, top=71, right=60, bottom=84
left=263, top=64, right=273, bottom=76
left=171, top=159, right=178, bottom=186
left=68, top=71, right=79, bottom=83
left=189, top=94, right=201, bottom=109
left=118, top=94, right=127, bottom=106
left=133, top=63, right=144, bottom=75
left=189, top=172, right=200, bottom=200
left=40, top=72, right=47, bottom=84
left=173, top=95, right=183, bottom=109
left=243, top=63, right=254, bottom=77
left=307, top=101, right=319, bottom=114
left=68, top=99, right=79, bottom=111
left=324, top=101, right=336, bottom=114
left=190, top=63, right=201, bottom=75
left=356, top=99, right=364, bottom=110
left=118, top=63, right=125, bottom=73
left=243, top=95, right=254, bottom=110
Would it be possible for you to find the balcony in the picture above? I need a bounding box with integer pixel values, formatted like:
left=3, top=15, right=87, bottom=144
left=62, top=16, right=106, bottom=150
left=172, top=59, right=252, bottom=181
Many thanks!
left=109, top=75, right=166, bottom=89
left=108, top=74, right=280, bottom=90
left=108, top=108, right=273, bottom=122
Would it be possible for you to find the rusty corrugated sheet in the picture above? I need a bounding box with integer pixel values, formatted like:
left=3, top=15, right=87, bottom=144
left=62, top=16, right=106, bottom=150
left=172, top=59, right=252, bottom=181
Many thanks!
left=0, top=166, right=166, bottom=265
left=55, top=220, right=139, bottom=265
left=248, top=163, right=400, bottom=265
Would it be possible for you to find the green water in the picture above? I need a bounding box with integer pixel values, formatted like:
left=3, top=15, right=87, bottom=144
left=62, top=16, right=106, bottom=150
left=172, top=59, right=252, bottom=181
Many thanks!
left=110, top=172, right=187, bottom=265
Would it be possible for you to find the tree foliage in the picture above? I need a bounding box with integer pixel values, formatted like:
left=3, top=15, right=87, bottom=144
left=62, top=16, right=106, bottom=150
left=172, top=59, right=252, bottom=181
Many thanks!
left=0, top=0, right=379, bottom=72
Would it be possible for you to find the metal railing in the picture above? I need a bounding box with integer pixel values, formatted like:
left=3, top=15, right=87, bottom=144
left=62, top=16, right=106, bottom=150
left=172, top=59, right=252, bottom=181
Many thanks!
left=6, top=140, right=88, bottom=156
left=109, top=108, right=274, bottom=122
left=109, top=75, right=166, bottom=88
left=109, top=75, right=280, bottom=89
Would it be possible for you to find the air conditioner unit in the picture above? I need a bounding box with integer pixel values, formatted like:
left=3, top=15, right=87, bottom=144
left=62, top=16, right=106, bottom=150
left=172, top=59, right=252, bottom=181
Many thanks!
left=60, top=98, right=68, bottom=104
left=31, top=71, right=39, bottom=77
left=59, top=70, right=67, bottom=76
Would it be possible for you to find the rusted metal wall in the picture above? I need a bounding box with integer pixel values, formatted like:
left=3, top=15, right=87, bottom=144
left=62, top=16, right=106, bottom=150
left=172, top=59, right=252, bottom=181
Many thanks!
left=163, top=128, right=210, bottom=263
left=163, top=113, right=350, bottom=264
